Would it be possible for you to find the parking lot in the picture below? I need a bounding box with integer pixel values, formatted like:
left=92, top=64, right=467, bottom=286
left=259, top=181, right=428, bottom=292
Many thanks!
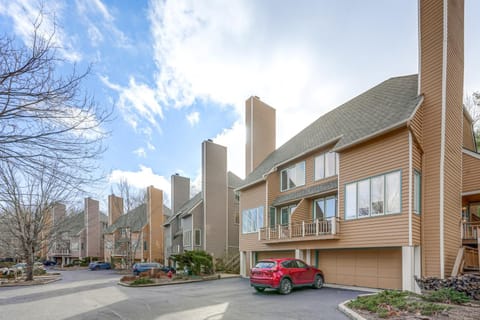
left=0, top=270, right=366, bottom=320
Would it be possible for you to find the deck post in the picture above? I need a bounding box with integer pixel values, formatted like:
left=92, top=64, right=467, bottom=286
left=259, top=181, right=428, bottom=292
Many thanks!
left=316, top=219, right=319, bottom=236
left=302, top=221, right=305, bottom=237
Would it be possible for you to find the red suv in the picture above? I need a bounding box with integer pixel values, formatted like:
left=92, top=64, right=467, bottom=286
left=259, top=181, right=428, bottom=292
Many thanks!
left=250, top=258, right=324, bottom=294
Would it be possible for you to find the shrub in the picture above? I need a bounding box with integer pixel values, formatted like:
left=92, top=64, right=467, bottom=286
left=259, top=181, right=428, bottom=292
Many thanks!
left=120, top=275, right=137, bottom=282
left=172, top=250, right=214, bottom=276
left=130, top=277, right=154, bottom=285
left=423, top=288, right=471, bottom=304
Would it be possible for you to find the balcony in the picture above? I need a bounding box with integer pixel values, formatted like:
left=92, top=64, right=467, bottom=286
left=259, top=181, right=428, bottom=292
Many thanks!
left=258, top=218, right=340, bottom=243
left=50, top=249, right=71, bottom=256
left=462, top=221, right=480, bottom=245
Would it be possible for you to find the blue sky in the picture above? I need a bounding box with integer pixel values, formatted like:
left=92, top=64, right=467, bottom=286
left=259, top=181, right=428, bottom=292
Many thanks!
left=1, top=0, right=479, bottom=210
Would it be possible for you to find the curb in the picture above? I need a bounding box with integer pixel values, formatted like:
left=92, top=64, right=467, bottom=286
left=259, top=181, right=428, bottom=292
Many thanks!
left=0, top=276, right=62, bottom=287
left=337, top=299, right=367, bottom=320
left=118, top=274, right=240, bottom=288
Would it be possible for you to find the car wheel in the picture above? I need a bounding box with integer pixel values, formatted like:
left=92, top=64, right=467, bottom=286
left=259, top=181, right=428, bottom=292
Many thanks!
left=313, top=275, right=324, bottom=289
left=254, top=287, right=265, bottom=293
left=95, top=266, right=100, bottom=270
left=279, top=278, right=292, bottom=295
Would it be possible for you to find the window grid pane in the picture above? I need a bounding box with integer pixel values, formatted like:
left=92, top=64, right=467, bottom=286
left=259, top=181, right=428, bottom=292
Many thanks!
left=386, top=172, right=401, bottom=213
left=315, top=154, right=325, bottom=180
left=358, top=179, right=370, bottom=217
left=371, top=176, right=384, bottom=215
left=345, top=183, right=357, bottom=219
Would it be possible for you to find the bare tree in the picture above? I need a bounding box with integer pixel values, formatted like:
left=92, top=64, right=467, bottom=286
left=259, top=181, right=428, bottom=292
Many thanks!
left=111, top=178, right=146, bottom=213
left=465, top=92, right=480, bottom=149
left=0, top=161, right=77, bottom=281
left=0, top=12, right=111, bottom=187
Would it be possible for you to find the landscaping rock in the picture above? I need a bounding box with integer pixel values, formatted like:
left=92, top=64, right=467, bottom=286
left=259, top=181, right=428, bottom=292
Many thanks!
left=415, top=274, right=480, bottom=300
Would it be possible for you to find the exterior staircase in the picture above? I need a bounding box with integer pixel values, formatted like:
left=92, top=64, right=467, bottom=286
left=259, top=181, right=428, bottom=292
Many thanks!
left=223, top=252, right=240, bottom=274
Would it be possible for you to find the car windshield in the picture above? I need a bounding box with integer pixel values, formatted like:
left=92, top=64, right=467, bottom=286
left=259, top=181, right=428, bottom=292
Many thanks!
left=254, top=261, right=276, bottom=269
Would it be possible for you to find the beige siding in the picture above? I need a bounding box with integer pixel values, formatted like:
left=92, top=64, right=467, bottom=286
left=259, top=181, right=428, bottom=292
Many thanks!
left=148, top=186, right=164, bottom=262
left=462, top=152, right=480, bottom=193
left=463, top=113, right=476, bottom=151
left=412, top=134, right=423, bottom=245
left=317, top=248, right=402, bottom=290
left=239, top=183, right=267, bottom=252
left=257, top=251, right=295, bottom=260
left=338, top=129, right=411, bottom=247
left=291, top=198, right=310, bottom=223
left=410, top=104, right=424, bottom=149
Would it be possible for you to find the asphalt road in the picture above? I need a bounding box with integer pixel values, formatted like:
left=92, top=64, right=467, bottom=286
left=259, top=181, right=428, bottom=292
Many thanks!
left=0, top=270, right=365, bottom=320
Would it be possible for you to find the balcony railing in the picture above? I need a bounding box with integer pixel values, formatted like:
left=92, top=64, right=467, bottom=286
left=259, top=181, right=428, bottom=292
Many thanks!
left=258, top=217, right=340, bottom=242
left=50, top=249, right=71, bottom=256
left=461, top=221, right=480, bottom=242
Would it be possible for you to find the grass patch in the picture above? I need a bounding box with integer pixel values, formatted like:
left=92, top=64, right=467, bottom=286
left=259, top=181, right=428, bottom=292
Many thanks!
left=130, top=277, right=154, bottom=286
left=347, top=290, right=450, bottom=318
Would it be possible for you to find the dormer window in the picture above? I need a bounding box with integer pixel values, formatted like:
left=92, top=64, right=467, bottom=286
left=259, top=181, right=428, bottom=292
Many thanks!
left=315, top=152, right=338, bottom=180
left=280, top=161, right=306, bottom=192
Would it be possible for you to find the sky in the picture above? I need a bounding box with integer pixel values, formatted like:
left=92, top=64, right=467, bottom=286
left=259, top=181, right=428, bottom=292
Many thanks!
left=0, top=0, right=479, bottom=211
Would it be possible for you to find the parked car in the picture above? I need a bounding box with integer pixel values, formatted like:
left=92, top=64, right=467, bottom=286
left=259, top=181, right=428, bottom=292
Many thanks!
left=132, top=262, right=161, bottom=275
left=161, top=265, right=176, bottom=274
left=249, top=258, right=324, bottom=295
left=88, top=261, right=111, bottom=270
left=42, top=260, right=57, bottom=266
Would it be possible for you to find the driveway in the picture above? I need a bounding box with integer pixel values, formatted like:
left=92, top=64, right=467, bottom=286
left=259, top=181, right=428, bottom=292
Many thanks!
left=0, top=270, right=366, bottom=320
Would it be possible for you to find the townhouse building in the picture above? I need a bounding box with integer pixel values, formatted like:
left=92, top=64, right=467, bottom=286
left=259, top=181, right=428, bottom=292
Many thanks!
left=104, top=186, right=169, bottom=266
left=238, top=0, right=480, bottom=291
left=164, top=140, right=242, bottom=267
left=47, top=198, right=107, bottom=265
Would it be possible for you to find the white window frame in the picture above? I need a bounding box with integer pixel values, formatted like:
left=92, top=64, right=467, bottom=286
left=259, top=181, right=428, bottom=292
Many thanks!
left=194, top=229, right=201, bottom=246
left=313, top=196, right=337, bottom=220
left=241, top=206, right=264, bottom=234
left=413, top=170, right=421, bottom=214
left=280, top=161, right=306, bottom=192
left=183, top=230, right=192, bottom=246
left=315, top=152, right=338, bottom=181
left=345, top=170, right=402, bottom=220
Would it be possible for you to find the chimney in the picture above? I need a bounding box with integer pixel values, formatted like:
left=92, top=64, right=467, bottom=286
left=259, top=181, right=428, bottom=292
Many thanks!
left=202, top=139, right=227, bottom=257
left=171, top=174, right=190, bottom=213
left=84, top=197, right=100, bottom=258
left=147, top=186, right=164, bottom=262
left=245, top=96, right=276, bottom=176
left=419, top=0, right=464, bottom=278
left=108, top=194, right=123, bottom=226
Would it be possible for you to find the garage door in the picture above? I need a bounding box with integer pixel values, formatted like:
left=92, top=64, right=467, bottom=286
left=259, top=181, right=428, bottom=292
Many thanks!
left=257, top=250, right=295, bottom=260
left=317, top=248, right=402, bottom=289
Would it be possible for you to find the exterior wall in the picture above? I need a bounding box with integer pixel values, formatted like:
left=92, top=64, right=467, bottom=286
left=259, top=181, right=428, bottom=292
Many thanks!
left=412, top=135, right=423, bottom=246
left=338, top=129, right=411, bottom=248
left=108, top=195, right=123, bottom=226
left=182, top=215, right=193, bottom=250
left=147, top=186, right=164, bottom=262
left=85, top=198, right=101, bottom=258
left=462, top=151, right=480, bottom=193
left=192, top=202, right=204, bottom=250
left=463, top=113, right=476, bottom=151
left=239, top=183, right=267, bottom=252
left=245, top=96, right=276, bottom=176
left=227, top=187, right=239, bottom=255
left=419, top=0, right=463, bottom=278
left=202, top=140, right=228, bottom=259
left=171, top=174, right=190, bottom=213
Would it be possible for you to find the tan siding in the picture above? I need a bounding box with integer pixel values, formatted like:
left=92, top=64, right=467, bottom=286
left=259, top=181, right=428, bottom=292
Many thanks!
left=257, top=251, right=295, bottom=260
left=239, top=183, right=267, bottom=252
left=291, top=198, right=310, bottom=223
left=462, top=153, right=480, bottom=193
left=410, top=104, right=424, bottom=148
left=463, top=113, right=475, bottom=151
left=339, top=129, right=410, bottom=247
left=412, top=136, right=423, bottom=245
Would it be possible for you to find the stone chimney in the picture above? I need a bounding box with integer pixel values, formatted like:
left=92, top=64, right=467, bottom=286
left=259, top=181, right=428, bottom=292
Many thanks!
left=171, top=174, right=190, bottom=214
left=245, top=96, right=276, bottom=176
left=108, top=194, right=123, bottom=226
left=419, top=0, right=464, bottom=278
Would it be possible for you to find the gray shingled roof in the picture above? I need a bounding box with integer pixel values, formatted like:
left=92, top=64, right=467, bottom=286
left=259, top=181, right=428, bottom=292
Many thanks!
left=228, top=171, right=244, bottom=189
left=271, top=180, right=338, bottom=206
left=59, top=212, right=85, bottom=236
left=105, top=203, right=147, bottom=233
left=240, top=74, right=422, bottom=189
left=179, top=192, right=203, bottom=219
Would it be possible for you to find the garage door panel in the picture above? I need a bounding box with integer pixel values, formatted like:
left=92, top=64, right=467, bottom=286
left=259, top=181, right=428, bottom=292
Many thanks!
left=257, top=250, right=294, bottom=260
left=318, top=248, right=402, bottom=290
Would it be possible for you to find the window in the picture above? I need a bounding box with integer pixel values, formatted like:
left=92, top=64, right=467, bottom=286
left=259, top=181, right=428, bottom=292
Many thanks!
left=241, top=206, right=264, bottom=234
left=371, top=176, right=384, bottom=215
left=315, top=152, right=338, bottom=180
left=194, top=229, right=201, bottom=246
left=143, top=241, right=147, bottom=251
left=280, top=161, right=306, bottom=191
left=358, top=180, right=370, bottom=217
left=269, top=207, right=276, bottom=227
left=313, top=196, right=337, bottom=220
left=280, top=205, right=296, bottom=225
left=414, top=171, right=421, bottom=214
left=345, top=170, right=401, bottom=219
left=183, top=230, right=192, bottom=246
left=386, top=171, right=401, bottom=214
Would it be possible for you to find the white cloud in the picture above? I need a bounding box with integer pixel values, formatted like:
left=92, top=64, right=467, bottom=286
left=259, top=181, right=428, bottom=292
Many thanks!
left=108, top=165, right=171, bottom=206
left=186, top=111, right=200, bottom=127
left=147, top=142, right=156, bottom=151
left=133, top=147, right=146, bottom=158
left=75, top=0, right=130, bottom=48
left=100, top=75, right=163, bottom=132
left=0, top=0, right=82, bottom=62
left=212, top=120, right=245, bottom=179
